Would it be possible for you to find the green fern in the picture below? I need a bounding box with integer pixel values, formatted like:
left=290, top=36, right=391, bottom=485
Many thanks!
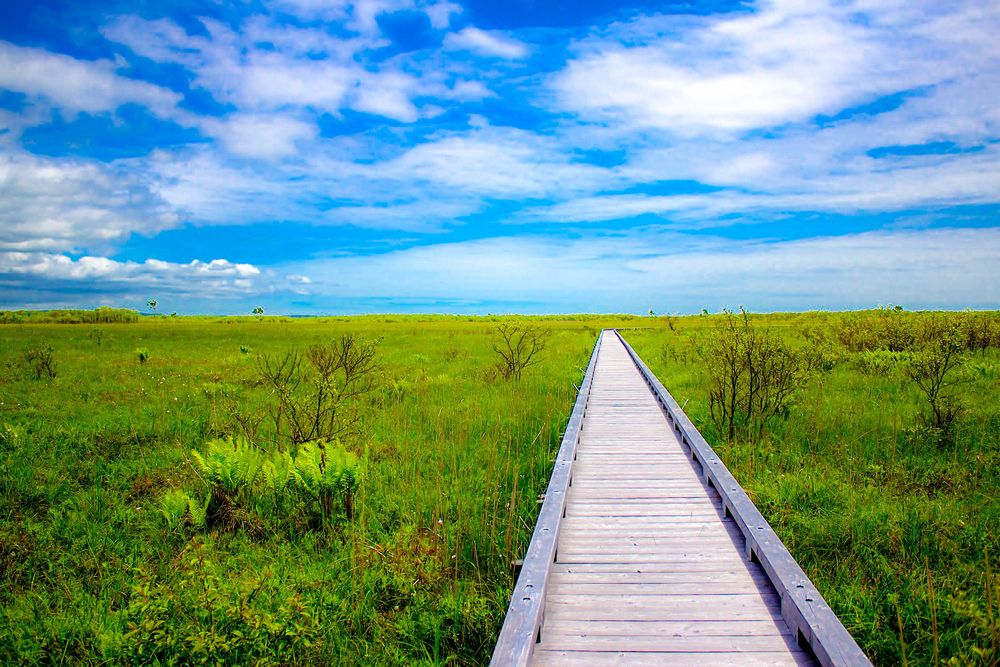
left=160, top=489, right=209, bottom=529
left=261, top=449, right=294, bottom=495
left=190, top=437, right=265, bottom=498
left=286, top=439, right=363, bottom=522
left=289, top=439, right=361, bottom=498
left=183, top=436, right=363, bottom=530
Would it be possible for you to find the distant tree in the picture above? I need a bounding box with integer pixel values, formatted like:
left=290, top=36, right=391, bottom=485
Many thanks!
left=147, top=300, right=158, bottom=316
left=253, top=306, right=264, bottom=322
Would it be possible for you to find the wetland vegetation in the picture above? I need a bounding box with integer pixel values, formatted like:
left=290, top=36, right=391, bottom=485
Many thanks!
left=1, top=308, right=998, bottom=666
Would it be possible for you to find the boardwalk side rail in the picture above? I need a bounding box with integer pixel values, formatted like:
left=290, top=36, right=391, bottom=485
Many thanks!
left=489, top=331, right=604, bottom=667
left=615, top=330, right=872, bottom=667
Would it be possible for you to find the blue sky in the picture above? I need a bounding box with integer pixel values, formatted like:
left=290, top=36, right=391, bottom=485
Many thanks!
left=1, top=0, right=998, bottom=315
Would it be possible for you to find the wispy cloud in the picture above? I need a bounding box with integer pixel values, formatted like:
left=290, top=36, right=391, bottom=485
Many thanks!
left=443, top=27, right=529, bottom=59
left=552, top=0, right=999, bottom=136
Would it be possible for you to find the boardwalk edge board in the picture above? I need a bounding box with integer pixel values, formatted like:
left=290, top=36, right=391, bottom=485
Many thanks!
left=489, top=332, right=604, bottom=667
left=613, top=330, right=872, bottom=667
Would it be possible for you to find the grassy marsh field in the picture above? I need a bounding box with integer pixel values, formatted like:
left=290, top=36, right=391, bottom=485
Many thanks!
left=0, top=314, right=631, bottom=666
left=1, top=309, right=998, bottom=666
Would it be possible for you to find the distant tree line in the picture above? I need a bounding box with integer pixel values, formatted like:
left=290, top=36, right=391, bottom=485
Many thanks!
left=0, top=307, right=141, bottom=324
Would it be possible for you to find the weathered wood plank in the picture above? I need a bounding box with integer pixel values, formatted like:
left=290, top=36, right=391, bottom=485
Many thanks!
left=536, top=633, right=802, bottom=652
left=555, top=553, right=752, bottom=565
left=540, top=619, right=792, bottom=637
left=545, top=592, right=781, bottom=607
left=549, top=562, right=768, bottom=574
left=559, top=527, right=742, bottom=540
left=543, top=607, right=788, bottom=622
left=530, top=649, right=816, bottom=667
left=547, top=581, right=769, bottom=595
left=547, top=571, right=773, bottom=585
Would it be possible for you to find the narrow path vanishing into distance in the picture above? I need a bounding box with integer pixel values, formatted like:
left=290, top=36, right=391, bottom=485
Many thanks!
left=490, top=330, right=872, bottom=667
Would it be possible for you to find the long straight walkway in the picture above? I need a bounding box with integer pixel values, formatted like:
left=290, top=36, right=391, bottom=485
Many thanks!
left=529, top=331, right=816, bottom=666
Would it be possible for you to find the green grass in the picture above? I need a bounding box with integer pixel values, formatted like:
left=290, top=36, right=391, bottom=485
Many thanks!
left=625, top=311, right=1000, bottom=667
left=0, top=315, right=640, bottom=666
left=2, top=311, right=998, bottom=666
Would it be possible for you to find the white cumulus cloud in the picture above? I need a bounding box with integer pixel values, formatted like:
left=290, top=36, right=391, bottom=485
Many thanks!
left=0, top=151, right=182, bottom=253
left=0, top=40, right=182, bottom=118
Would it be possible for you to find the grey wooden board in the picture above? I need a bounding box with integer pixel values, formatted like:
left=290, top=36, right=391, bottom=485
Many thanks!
left=536, top=633, right=802, bottom=652
left=545, top=593, right=781, bottom=609
left=523, top=331, right=816, bottom=667
left=554, top=554, right=752, bottom=564
left=547, top=582, right=768, bottom=595
left=530, top=650, right=816, bottom=667
left=543, top=607, right=789, bottom=622
left=549, top=562, right=772, bottom=574
left=541, top=619, right=791, bottom=636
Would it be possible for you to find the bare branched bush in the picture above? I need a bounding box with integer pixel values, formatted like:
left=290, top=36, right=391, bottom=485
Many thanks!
left=25, top=344, right=57, bottom=380
left=490, top=322, right=549, bottom=381
left=703, top=308, right=803, bottom=442
left=257, top=333, right=381, bottom=447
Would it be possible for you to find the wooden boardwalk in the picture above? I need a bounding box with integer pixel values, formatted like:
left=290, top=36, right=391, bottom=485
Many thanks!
left=492, top=330, right=871, bottom=667
left=528, top=332, right=815, bottom=666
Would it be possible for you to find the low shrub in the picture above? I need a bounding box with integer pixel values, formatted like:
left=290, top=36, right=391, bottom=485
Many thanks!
left=906, top=325, right=968, bottom=442
left=702, top=308, right=804, bottom=442
left=110, top=539, right=324, bottom=666
left=24, top=344, right=57, bottom=379
left=855, top=350, right=914, bottom=377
